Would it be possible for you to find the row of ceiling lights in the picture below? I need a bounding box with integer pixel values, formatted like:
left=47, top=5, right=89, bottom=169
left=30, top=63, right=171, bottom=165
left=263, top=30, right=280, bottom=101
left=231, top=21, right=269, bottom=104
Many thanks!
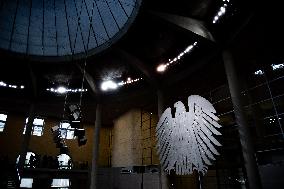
left=101, top=77, right=142, bottom=91
left=156, top=42, right=198, bottom=73
left=212, top=0, right=230, bottom=24
left=100, top=0, right=232, bottom=90
left=4, top=40, right=197, bottom=94
left=100, top=1, right=231, bottom=89
left=49, top=41, right=198, bottom=93
left=0, top=81, right=25, bottom=89
left=46, top=87, right=88, bottom=94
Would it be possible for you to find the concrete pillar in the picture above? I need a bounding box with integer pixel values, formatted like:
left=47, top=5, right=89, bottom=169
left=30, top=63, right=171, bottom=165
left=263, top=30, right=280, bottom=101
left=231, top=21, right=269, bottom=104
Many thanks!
left=222, top=50, right=262, bottom=189
left=157, top=90, right=169, bottom=189
left=90, top=103, right=102, bottom=189
left=18, top=103, right=36, bottom=174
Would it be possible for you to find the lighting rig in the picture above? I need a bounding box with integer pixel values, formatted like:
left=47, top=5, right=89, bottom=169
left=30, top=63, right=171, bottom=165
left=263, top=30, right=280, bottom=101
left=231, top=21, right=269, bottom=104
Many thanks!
left=51, top=126, right=69, bottom=154
left=66, top=104, right=87, bottom=146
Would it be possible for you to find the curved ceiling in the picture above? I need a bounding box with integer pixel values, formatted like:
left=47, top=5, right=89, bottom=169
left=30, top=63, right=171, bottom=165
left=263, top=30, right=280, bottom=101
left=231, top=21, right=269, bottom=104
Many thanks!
left=0, top=0, right=141, bottom=60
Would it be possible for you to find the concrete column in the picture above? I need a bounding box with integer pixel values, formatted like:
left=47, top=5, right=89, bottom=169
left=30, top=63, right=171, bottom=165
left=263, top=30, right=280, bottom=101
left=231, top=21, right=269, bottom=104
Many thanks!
left=18, top=103, right=36, bottom=174
left=222, top=50, right=262, bottom=189
left=90, top=103, right=102, bottom=189
left=157, top=90, right=169, bottom=189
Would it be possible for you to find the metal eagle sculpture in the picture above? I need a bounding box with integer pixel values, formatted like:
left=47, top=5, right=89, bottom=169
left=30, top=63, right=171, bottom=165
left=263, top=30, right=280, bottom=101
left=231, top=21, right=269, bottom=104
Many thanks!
left=156, top=95, right=222, bottom=175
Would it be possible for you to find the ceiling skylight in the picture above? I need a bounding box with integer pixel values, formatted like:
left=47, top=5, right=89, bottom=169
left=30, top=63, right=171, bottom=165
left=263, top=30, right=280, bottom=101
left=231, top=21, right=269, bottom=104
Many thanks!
left=0, top=0, right=142, bottom=58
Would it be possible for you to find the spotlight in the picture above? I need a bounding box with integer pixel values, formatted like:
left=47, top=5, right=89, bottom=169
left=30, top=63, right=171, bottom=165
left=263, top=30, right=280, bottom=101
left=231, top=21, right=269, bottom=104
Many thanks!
left=0, top=81, right=7, bottom=87
left=67, top=104, right=81, bottom=121
left=74, top=128, right=87, bottom=146
left=57, top=86, right=67, bottom=94
left=51, top=126, right=69, bottom=153
left=51, top=126, right=62, bottom=144
left=66, top=104, right=81, bottom=129
left=157, top=64, right=167, bottom=72
left=101, top=80, right=118, bottom=91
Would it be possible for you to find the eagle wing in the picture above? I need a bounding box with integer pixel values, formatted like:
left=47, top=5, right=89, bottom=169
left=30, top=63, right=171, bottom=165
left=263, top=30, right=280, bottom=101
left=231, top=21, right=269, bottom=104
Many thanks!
left=187, top=95, right=222, bottom=175
left=156, top=107, right=176, bottom=173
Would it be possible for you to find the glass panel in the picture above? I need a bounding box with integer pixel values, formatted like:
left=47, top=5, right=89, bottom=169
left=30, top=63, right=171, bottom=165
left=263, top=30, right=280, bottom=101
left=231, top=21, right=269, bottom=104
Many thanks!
left=269, top=76, right=284, bottom=97
left=218, top=112, right=235, bottom=127
left=57, top=154, right=72, bottom=170
left=247, top=85, right=271, bottom=104
left=20, top=178, right=33, bottom=188
left=213, top=98, right=233, bottom=115
left=246, top=71, right=266, bottom=88
left=0, top=113, right=7, bottom=121
left=60, top=129, right=67, bottom=138
left=0, top=121, right=5, bottom=132
left=33, top=126, right=43, bottom=136
left=23, top=127, right=27, bottom=134
left=211, top=85, right=230, bottom=103
left=274, top=95, right=284, bottom=114
left=250, top=99, right=276, bottom=118
left=278, top=114, right=284, bottom=136
left=51, top=179, right=70, bottom=187
left=61, top=122, right=70, bottom=129
left=16, top=152, right=36, bottom=168
left=33, top=118, right=44, bottom=125
left=66, top=129, right=74, bottom=139
left=263, top=115, right=282, bottom=136
left=24, top=117, right=45, bottom=136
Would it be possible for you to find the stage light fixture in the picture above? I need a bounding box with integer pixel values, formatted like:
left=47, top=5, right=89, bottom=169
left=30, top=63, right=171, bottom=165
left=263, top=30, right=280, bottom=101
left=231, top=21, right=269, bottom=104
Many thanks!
left=66, top=104, right=81, bottom=121
left=66, top=104, right=82, bottom=129
left=74, top=128, right=87, bottom=146
left=51, top=126, right=69, bottom=153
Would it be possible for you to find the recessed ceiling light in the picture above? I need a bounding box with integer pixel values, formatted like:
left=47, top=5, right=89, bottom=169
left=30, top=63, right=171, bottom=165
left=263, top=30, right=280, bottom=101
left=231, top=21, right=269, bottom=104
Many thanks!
left=101, top=80, right=118, bottom=91
left=157, top=64, right=167, bottom=72
left=57, top=86, right=67, bottom=94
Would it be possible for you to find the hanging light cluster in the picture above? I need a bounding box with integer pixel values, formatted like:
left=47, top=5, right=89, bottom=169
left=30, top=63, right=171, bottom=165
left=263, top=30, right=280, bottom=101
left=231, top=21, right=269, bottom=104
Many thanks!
left=212, top=0, right=230, bottom=24
left=51, top=126, right=69, bottom=154
left=46, top=86, right=88, bottom=94
left=101, top=77, right=143, bottom=91
left=156, top=42, right=198, bottom=73
left=0, top=81, right=25, bottom=89
left=65, top=104, right=87, bottom=146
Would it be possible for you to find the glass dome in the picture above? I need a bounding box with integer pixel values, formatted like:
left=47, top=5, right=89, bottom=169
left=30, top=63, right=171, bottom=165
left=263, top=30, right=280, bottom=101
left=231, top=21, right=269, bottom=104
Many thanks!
left=0, top=0, right=142, bottom=60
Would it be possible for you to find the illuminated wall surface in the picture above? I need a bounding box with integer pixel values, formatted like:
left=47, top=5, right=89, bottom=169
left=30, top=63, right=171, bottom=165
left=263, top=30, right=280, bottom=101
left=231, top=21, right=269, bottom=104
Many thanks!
left=0, top=0, right=141, bottom=57
left=112, top=109, right=159, bottom=167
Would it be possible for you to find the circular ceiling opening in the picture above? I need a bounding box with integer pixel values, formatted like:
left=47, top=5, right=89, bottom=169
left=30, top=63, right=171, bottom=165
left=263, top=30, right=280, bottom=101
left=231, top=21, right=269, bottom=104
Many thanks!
left=0, top=0, right=141, bottom=60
